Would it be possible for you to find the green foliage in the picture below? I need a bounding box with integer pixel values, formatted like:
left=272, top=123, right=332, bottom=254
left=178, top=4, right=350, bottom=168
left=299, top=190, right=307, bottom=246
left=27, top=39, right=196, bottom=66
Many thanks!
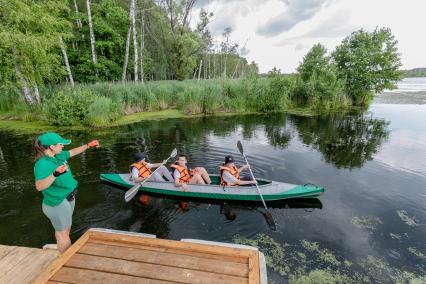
left=332, top=28, right=403, bottom=106
left=69, top=0, right=129, bottom=82
left=295, top=44, right=346, bottom=110
left=45, top=91, right=94, bottom=126
left=0, top=0, right=73, bottom=103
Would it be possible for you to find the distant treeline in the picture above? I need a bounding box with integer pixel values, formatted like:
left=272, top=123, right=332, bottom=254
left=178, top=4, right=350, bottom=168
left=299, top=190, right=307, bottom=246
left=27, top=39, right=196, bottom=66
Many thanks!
left=404, top=68, right=426, bottom=78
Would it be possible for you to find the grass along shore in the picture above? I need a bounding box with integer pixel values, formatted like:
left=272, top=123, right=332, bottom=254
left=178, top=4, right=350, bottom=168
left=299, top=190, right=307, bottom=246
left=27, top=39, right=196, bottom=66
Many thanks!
left=0, top=76, right=357, bottom=132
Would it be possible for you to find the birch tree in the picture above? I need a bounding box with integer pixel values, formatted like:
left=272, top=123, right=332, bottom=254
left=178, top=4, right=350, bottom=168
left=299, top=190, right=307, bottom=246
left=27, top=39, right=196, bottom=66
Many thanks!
left=122, top=26, right=131, bottom=81
left=0, top=0, right=72, bottom=104
left=72, top=0, right=82, bottom=29
left=59, top=37, right=74, bottom=87
left=86, top=0, right=97, bottom=75
left=130, top=0, right=139, bottom=81
left=140, top=9, right=145, bottom=83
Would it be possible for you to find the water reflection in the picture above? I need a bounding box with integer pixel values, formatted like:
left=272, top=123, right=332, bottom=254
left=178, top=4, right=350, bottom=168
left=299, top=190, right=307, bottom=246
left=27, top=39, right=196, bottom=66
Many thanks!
left=291, top=113, right=390, bottom=168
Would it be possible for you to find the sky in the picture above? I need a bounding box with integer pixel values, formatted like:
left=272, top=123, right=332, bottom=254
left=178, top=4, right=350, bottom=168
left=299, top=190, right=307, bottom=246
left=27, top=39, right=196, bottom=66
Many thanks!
left=192, top=0, right=426, bottom=73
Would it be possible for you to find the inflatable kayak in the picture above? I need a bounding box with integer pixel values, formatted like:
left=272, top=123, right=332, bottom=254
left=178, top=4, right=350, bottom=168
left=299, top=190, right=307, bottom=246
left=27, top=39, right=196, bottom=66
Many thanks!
left=100, top=173, right=324, bottom=201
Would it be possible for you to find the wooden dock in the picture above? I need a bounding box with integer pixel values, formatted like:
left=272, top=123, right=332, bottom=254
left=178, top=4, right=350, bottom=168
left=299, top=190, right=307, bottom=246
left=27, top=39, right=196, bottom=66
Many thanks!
left=0, top=244, right=59, bottom=284
left=32, top=228, right=266, bottom=284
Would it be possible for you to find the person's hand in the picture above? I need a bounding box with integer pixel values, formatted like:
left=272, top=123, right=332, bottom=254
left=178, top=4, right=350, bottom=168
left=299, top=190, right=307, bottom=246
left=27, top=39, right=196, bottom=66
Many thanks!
left=181, top=183, right=188, bottom=191
left=53, top=165, right=68, bottom=177
left=87, top=140, right=99, bottom=148
left=242, top=164, right=249, bottom=170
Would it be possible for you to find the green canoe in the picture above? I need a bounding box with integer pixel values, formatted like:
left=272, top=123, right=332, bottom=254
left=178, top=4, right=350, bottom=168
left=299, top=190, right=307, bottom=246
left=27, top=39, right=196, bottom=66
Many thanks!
left=100, top=173, right=324, bottom=201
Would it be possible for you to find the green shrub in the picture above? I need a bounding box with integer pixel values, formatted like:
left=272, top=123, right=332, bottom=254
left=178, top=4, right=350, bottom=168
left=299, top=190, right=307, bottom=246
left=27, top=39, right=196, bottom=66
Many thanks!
left=44, top=91, right=94, bottom=126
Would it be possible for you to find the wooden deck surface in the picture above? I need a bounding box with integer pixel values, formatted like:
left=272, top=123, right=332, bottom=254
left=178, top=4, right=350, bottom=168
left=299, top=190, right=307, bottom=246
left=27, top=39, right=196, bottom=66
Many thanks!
left=33, top=229, right=261, bottom=284
left=0, top=245, right=59, bottom=284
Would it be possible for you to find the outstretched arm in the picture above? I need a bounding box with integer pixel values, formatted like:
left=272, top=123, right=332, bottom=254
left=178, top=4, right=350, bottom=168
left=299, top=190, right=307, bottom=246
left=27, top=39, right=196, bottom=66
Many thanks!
left=69, top=140, right=99, bottom=157
left=238, top=164, right=249, bottom=173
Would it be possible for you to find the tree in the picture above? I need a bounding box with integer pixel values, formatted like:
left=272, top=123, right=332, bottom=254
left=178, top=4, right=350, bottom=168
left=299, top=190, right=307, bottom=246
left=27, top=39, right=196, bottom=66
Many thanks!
left=297, top=43, right=329, bottom=81
left=332, top=27, right=403, bottom=106
left=86, top=0, right=98, bottom=77
left=0, top=0, right=72, bottom=104
left=296, top=44, right=344, bottom=108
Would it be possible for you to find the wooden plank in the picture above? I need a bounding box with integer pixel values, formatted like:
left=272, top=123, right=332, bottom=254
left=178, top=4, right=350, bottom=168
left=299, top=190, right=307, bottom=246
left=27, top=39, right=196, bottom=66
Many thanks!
left=0, top=247, right=34, bottom=278
left=79, top=242, right=248, bottom=277
left=88, top=239, right=247, bottom=264
left=65, top=253, right=248, bottom=284
left=1, top=249, right=59, bottom=284
left=89, top=231, right=252, bottom=260
left=32, top=230, right=91, bottom=284
left=51, top=267, right=176, bottom=284
left=47, top=281, right=70, bottom=284
left=0, top=245, right=15, bottom=260
left=248, top=252, right=260, bottom=284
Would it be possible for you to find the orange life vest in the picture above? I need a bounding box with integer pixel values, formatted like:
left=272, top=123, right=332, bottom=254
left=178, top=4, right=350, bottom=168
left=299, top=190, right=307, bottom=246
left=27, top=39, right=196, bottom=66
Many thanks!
left=220, top=164, right=240, bottom=186
left=171, top=164, right=192, bottom=183
left=130, top=161, right=152, bottom=179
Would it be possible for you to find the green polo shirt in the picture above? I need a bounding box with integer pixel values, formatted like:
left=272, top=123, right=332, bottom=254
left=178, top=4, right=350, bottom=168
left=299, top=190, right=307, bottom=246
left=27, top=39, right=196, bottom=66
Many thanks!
left=34, top=151, right=78, bottom=206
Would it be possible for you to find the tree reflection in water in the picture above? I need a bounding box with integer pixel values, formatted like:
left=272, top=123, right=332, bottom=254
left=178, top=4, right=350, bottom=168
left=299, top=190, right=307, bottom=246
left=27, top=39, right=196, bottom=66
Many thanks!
left=291, top=113, right=389, bottom=168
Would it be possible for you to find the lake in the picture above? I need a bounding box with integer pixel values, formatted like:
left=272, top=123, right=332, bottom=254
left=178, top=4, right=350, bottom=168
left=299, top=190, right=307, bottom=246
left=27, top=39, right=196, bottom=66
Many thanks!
left=0, top=78, right=425, bottom=283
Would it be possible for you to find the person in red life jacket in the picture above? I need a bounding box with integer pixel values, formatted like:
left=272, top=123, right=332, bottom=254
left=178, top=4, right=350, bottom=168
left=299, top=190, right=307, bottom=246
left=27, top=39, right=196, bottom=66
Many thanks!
left=171, top=155, right=211, bottom=191
left=220, top=155, right=256, bottom=186
left=130, top=153, right=174, bottom=182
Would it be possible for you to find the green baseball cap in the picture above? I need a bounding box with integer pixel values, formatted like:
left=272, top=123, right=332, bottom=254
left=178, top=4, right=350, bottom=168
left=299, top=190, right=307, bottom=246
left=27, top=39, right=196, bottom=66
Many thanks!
left=38, top=132, right=71, bottom=146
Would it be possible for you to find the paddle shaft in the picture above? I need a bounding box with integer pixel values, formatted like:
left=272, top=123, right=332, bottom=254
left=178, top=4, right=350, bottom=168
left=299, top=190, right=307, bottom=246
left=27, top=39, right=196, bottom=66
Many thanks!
left=125, top=154, right=174, bottom=202
left=241, top=153, right=268, bottom=210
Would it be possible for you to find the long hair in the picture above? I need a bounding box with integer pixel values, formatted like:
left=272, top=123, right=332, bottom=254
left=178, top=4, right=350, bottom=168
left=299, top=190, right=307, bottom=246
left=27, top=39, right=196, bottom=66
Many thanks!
left=34, top=138, right=48, bottom=161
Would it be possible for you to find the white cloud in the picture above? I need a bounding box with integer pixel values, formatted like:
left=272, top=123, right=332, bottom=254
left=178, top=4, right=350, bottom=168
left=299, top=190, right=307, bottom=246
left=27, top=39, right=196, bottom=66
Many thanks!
left=192, top=0, right=426, bottom=73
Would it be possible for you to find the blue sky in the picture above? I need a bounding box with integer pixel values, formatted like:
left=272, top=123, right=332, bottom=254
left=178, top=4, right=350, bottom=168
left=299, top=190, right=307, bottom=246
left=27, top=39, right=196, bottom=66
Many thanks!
left=193, top=0, right=426, bottom=73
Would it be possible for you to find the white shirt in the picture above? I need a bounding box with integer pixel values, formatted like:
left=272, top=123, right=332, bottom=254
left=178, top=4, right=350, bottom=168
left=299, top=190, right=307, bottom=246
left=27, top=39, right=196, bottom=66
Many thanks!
left=131, top=163, right=153, bottom=179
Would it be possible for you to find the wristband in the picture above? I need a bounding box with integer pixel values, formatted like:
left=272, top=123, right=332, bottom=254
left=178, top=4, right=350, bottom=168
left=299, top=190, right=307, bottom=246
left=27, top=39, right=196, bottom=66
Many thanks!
left=53, top=170, right=65, bottom=177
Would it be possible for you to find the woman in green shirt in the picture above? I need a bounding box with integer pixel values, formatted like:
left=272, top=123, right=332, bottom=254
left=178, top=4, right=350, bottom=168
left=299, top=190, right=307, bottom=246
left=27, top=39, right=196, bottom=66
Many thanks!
left=34, top=132, right=99, bottom=253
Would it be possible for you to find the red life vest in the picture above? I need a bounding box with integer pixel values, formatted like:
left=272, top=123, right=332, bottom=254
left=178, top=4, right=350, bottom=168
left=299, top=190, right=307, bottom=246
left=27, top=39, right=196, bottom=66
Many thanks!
left=171, top=164, right=192, bottom=183
left=220, top=164, right=240, bottom=186
left=130, top=161, right=152, bottom=179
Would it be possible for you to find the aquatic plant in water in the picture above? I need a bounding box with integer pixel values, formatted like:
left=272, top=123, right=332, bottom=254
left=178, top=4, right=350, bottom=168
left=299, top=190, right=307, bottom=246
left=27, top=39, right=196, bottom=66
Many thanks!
left=233, top=234, right=426, bottom=283
left=397, top=210, right=419, bottom=227
left=408, top=247, right=425, bottom=260
left=351, top=215, right=383, bottom=233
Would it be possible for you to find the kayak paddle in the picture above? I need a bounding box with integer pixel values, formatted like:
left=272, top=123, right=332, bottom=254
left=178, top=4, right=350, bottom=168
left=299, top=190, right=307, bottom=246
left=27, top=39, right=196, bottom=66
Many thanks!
left=237, top=140, right=276, bottom=230
left=124, top=148, right=178, bottom=202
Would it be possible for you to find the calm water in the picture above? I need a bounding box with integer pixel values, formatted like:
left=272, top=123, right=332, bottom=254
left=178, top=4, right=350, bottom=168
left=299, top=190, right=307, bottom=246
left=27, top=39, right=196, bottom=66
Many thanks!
left=1, top=84, right=425, bottom=282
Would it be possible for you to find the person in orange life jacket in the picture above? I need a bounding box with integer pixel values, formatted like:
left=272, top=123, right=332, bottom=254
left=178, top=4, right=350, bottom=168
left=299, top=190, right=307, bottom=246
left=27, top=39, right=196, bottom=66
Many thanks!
left=171, top=155, right=211, bottom=191
left=220, top=155, right=256, bottom=186
left=130, top=153, right=174, bottom=182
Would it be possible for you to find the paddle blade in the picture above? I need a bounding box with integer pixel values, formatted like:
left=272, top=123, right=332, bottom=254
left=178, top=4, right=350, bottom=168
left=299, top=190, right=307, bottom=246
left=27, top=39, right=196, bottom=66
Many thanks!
left=124, top=183, right=141, bottom=202
left=265, top=212, right=277, bottom=231
left=170, top=148, right=178, bottom=158
left=237, top=140, right=244, bottom=155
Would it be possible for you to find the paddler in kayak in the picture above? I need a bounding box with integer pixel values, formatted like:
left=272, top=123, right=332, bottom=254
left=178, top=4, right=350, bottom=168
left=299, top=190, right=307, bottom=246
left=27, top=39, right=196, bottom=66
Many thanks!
left=171, top=155, right=211, bottom=191
left=220, top=155, right=256, bottom=186
left=130, top=153, right=174, bottom=182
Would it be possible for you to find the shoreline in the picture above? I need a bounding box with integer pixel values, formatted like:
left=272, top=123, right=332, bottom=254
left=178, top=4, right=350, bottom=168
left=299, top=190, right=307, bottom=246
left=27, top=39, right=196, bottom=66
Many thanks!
left=0, top=107, right=355, bottom=135
left=0, top=108, right=322, bottom=134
